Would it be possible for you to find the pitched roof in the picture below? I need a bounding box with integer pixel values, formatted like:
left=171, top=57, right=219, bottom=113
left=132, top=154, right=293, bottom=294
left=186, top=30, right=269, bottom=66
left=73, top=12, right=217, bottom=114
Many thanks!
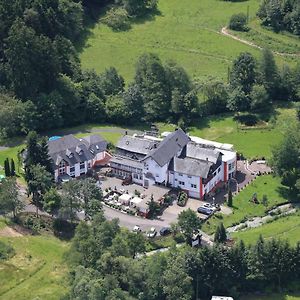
left=170, top=156, right=213, bottom=178
left=116, top=135, right=157, bottom=156
left=110, top=155, right=143, bottom=170
left=144, top=129, right=190, bottom=167
left=48, top=134, right=107, bottom=168
left=186, top=142, right=221, bottom=164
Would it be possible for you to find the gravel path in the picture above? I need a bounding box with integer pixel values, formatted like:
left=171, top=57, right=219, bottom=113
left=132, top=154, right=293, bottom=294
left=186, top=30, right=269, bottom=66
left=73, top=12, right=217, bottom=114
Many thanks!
left=221, top=27, right=300, bottom=58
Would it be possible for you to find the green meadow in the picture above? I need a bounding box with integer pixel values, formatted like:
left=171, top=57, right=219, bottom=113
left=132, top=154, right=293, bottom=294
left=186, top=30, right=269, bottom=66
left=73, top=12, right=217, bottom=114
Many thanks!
left=79, top=0, right=297, bottom=83
left=232, top=212, right=300, bottom=246
left=0, top=234, right=69, bottom=300
left=202, top=174, right=292, bottom=235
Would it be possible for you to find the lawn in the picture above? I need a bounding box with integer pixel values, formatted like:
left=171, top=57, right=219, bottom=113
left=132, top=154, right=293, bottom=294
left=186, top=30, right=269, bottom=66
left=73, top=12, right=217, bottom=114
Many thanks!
left=80, top=0, right=264, bottom=82
left=79, top=0, right=296, bottom=83
left=0, top=234, right=69, bottom=300
left=202, top=174, right=292, bottom=235
left=188, top=107, right=296, bottom=159
left=232, top=212, right=300, bottom=246
left=241, top=292, right=300, bottom=300
left=0, top=145, right=24, bottom=177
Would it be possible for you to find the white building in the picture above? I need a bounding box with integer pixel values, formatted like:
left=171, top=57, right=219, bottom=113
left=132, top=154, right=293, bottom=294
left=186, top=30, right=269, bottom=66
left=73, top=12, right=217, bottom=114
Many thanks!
left=48, top=134, right=110, bottom=182
left=110, top=129, right=237, bottom=199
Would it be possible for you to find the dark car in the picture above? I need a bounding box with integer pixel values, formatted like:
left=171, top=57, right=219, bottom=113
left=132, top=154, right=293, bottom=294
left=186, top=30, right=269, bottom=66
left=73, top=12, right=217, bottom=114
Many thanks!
left=159, top=227, right=171, bottom=236
left=197, top=206, right=214, bottom=216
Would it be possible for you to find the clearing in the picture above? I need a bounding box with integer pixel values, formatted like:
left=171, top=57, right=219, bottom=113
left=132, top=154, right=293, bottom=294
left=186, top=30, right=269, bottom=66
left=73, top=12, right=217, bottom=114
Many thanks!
left=0, top=233, right=69, bottom=300
left=79, top=0, right=296, bottom=82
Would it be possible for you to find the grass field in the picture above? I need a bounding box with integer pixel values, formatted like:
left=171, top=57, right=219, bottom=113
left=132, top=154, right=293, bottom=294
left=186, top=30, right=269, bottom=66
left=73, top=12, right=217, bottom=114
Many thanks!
left=0, top=234, right=69, bottom=300
left=202, top=174, right=293, bottom=235
left=232, top=212, right=300, bottom=246
left=241, top=293, right=300, bottom=300
left=79, top=0, right=297, bottom=82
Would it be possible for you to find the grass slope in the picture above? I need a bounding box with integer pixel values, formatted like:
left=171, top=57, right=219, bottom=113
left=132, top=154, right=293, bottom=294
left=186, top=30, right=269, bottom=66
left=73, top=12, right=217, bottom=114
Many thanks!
left=0, top=235, right=69, bottom=300
left=232, top=212, right=300, bottom=246
left=80, top=0, right=264, bottom=82
left=202, top=174, right=292, bottom=235
left=241, top=293, right=300, bottom=300
left=79, top=0, right=297, bottom=82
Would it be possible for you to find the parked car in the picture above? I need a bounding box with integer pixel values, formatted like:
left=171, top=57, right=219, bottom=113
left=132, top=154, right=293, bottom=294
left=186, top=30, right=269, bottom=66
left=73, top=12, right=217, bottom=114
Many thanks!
left=159, top=227, right=171, bottom=236
left=202, top=203, right=218, bottom=212
left=133, top=225, right=141, bottom=233
left=147, top=227, right=157, bottom=238
left=197, top=206, right=214, bottom=215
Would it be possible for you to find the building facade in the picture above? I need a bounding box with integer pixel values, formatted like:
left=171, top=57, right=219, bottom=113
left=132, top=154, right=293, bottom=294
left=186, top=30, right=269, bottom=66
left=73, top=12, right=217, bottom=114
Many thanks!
left=110, top=129, right=237, bottom=199
left=48, top=134, right=109, bottom=182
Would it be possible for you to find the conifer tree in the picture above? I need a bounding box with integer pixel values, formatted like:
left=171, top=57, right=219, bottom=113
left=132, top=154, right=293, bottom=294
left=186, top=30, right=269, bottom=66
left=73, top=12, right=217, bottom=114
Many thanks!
left=4, top=158, right=10, bottom=177
left=10, top=158, right=15, bottom=176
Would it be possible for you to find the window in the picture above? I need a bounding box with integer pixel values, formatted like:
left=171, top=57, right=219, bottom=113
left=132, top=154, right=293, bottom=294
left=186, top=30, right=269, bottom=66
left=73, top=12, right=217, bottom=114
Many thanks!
left=188, top=175, right=192, bottom=179
left=156, top=174, right=159, bottom=177
left=70, top=166, right=75, bottom=173
left=80, top=162, right=85, bottom=170
left=217, top=167, right=220, bottom=174
left=191, top=184, right=197, bottom=188
left=179, top=173, right=183, bottom=177
left=58, top=160, right=66, bottom=175
left=179, top=181, right=185, bottom=186
left=133, top=174, right=138, bottom=179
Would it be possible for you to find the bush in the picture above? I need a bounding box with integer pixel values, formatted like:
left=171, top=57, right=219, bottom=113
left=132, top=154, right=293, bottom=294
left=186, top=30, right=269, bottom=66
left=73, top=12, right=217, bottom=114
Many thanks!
left=0, top=241, right=15, bottom=260
left=234, top=114, right=258, bottom=126
left=229, top=13, right=248, bottom=31
left=103, top=7, right=130, bottom=31
left=177, top=191, right=188, bottom=207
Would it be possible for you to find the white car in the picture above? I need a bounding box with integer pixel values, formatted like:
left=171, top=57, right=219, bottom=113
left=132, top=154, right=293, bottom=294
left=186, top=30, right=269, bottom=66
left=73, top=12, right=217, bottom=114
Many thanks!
left=202, top=203, right=218, bottom=211
left=133, top=225, right=141, bottom=233
left=146, top=227, right=157, bottom=238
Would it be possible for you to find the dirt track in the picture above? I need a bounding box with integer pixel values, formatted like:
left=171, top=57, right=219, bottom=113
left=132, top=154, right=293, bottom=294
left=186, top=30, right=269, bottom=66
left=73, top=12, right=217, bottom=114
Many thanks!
left=221, top=27, right=300, bottom=58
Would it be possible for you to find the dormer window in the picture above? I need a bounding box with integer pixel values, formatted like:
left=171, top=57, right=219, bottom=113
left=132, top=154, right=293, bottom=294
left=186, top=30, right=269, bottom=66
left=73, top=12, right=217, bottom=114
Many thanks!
left=66, top=149, right=73, bottom=158
left=76, top=146, right=83, bottom=156
left=96, top=145, right=99, bottom=150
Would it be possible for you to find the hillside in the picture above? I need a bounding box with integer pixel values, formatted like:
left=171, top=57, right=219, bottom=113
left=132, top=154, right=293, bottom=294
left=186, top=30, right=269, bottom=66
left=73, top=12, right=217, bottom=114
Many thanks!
left=79, top=0, right=297, bottom=82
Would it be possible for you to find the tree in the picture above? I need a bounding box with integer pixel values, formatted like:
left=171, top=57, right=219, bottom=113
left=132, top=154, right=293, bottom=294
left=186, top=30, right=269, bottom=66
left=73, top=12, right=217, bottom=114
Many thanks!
left=105, top=94, right=127, bottom=124
left=100, top=67, right=125, bottom=96
left=123, top=83, right=145, bottom=122
left=229, top=13, right=248, bottom=31
left=214, top=223, right=227, bottom=243
left=230, top=52, right=257, bottom=94
left=147, top=194, right=160, bottom=218
left=163, top=255, right=193, bottom=300
left=59, top=180, right=82, bottom=223
left=103, top=7, right=130, bottom=31
left=259, top=48, right=279, bottom=99
left=26, top=164, right=53, bottom=216
left=0, top=177, right=23, bottom=219
left=227, top=87, right=250, bottom=112
left=43, top=188, right=61, bottom=215
left=10, top=158, right=15, bottom=176
left=126, top=231, right=146, bottom=258
left=202, top=80, right=229, bottom=114
left=271, top=126, right=300, bottom=176
left=4, top=158, right=10, bottom=177
left=177, top=208, right=201, bottom=243
left=262, top=194, right=269, bottom=207
left=250, top=84, right=270, bottom=111
left=227, top=189, right=233, bottom=207
left=135, top=53, right=170, bottom=121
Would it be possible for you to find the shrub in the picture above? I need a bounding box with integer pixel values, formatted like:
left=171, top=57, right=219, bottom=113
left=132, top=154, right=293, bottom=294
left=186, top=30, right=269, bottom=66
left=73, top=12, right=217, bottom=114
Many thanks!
left=177, top=191, right=188, bottom=207
left=229, top=13, right=248, bottom=31
left=103, top=7, right=130, bottom=31
left=0, top=241, right=15, bottom=260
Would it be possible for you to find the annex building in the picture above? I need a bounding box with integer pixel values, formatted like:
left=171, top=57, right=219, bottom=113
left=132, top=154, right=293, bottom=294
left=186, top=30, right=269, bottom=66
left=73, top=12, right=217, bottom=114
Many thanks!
left=110, top=129, right=236, bottom=199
